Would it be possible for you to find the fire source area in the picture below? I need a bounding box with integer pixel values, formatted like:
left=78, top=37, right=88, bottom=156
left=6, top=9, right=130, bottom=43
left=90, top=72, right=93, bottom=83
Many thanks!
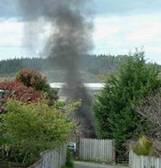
left=17, top=0, right=96, bottom=138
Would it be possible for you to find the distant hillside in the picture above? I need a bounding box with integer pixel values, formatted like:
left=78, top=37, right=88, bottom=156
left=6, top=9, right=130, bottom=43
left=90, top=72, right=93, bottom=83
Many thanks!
left=0, top=55, right=129, bottom=82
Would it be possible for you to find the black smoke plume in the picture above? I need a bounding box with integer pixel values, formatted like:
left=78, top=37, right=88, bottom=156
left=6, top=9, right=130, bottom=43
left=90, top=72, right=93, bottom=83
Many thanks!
left=17, top=0, right=96, bottom=137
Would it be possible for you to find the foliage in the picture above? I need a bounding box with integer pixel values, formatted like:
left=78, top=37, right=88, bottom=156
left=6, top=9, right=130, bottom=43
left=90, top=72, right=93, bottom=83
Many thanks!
left=133, top=136, right=153, bottom=156
left=0, top=100, right=74, bottom=166
left=16, top=69, right=48, bottom=91
left=94, top=53, right=161, bottom=161
left=62, top=149, right=74, bottom=168
left=16, top=69, right=58, bottom=105
left=0, top=80, right=42, bottom=104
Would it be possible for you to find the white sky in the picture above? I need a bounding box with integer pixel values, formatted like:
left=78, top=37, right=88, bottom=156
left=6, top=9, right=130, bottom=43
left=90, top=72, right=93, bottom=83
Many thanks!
left=93, top=13, right=161, bottom=64
left=0, top=0, right=161, bottom=64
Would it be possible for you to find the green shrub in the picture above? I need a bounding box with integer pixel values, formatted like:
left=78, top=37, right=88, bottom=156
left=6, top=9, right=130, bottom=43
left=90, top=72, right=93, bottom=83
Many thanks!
left=0, top=100, right=74, bottom=166
left=65, top=149, right=74, bottom=168
left=61, top=149, right=74, bottom=168
left=133, top=136, right=153, bottom=156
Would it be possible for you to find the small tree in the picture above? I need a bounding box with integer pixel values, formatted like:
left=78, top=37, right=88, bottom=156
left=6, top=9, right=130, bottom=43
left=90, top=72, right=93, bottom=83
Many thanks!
left=0, top=100, right=74, bottom=165
left=137, top=90, right=161, bottom=139
left=136, top=91, right=161, bottom=157
left=94, top=53, right=161, bottom=161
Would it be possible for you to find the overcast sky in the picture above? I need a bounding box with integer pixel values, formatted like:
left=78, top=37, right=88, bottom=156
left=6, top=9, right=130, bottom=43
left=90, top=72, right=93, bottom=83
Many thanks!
left=0, top=0, right=161, bottom=63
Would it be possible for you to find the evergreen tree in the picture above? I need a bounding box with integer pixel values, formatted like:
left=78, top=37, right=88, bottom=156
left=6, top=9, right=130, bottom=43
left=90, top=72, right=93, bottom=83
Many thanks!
left=94, top=53, right=161, bottom=161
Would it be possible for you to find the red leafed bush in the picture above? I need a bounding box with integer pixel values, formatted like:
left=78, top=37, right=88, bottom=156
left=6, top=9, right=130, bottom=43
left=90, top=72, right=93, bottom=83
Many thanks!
left=16, top=69, right=58, bottom=105
left=16, top=69, right=48, bottom=91
left=0, top=80, right=42, bottom=103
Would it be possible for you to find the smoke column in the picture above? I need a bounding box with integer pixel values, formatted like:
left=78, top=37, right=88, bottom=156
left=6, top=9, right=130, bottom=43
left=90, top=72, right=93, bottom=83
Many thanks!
left=18, top=0, right=96, bottom=137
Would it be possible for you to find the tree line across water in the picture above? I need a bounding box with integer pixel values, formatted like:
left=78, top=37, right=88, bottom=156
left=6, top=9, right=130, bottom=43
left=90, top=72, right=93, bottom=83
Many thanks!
left=0, top=55, right=129, bottom=82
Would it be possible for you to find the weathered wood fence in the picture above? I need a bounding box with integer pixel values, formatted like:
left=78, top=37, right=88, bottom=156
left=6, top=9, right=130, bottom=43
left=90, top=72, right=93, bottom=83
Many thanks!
left=79, top=138, right=115, bottom=163
left=129, top=150, right=161, bottom=168
left=29, top=146, right=66, bottom=168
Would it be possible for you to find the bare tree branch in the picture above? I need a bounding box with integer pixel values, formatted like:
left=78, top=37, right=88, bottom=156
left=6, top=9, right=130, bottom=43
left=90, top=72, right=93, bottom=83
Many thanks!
left=137, top=90, right=161, bottom=128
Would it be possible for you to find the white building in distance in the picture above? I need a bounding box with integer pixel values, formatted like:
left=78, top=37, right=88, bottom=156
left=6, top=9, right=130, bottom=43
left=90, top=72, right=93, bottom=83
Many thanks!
left=50, top=82, right=105, bottom=99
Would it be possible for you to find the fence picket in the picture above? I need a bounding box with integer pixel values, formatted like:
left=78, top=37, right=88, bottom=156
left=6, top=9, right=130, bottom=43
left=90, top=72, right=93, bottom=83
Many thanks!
left=28, top=146, right=66, bottom=168
left=129, top=150, right=161, bottom=168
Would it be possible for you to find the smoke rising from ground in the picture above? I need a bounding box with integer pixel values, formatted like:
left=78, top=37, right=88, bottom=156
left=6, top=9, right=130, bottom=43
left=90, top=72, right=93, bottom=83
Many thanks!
left=18, top=0, right=96, bottom=137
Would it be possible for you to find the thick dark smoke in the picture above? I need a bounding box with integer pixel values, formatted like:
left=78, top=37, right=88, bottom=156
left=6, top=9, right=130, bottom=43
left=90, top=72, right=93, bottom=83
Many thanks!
left=18, top=0, right=96, bottom=137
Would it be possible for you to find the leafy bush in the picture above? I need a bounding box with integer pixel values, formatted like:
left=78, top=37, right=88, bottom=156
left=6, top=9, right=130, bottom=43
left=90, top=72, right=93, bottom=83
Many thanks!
left=16, top=69, right=58, bottom=105
left=133, top=136, right=153, bottom=156
left=61, top=149, right=74, bottom=168
left=0, top=100, right=73, bottom=166
left=94, top=53, right=161, bottom=161
left=0, top=81, right=42, bottom=104
left=16, top=69, right=48, bottom=91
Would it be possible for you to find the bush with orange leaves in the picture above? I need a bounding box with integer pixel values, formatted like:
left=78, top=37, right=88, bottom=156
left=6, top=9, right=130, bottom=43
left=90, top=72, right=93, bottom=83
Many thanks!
left=0, top=80, right=42, bottom=104
left=16, top=69, right=48, bottom=91
left=16, top=69, right=58, bottom=104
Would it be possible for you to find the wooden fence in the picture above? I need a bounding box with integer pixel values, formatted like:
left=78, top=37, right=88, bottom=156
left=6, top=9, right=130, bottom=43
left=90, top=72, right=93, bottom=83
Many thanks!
left=79, top=138, right=115, bottom=163
left=29, top=146, right=67, bottom=168
left=129, top=150, right=161, bottom=168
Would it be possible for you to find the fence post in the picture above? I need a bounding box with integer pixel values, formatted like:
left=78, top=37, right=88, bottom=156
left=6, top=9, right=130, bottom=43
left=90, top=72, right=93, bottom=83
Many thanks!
left=112, top=140, right=115, bottom=163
